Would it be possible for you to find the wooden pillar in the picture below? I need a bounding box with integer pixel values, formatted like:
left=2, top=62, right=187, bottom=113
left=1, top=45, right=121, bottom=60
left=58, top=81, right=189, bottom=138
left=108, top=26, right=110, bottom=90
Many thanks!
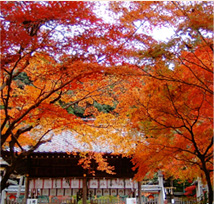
left=83, top=174, right=87, bottom=204
left=24, top=175, right=29, bottom=204
left=138, top=181, right=142, bottom=204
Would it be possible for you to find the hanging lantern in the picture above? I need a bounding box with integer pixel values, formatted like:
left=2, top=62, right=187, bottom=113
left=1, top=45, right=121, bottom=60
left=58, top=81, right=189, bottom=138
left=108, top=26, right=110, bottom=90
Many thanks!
left=9, top=195, right=16, bottom=200
left=148, top=194, right=155, bottom=199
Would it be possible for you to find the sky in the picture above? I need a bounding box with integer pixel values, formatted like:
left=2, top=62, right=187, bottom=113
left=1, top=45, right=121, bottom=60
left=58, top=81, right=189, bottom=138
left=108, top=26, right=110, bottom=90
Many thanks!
left=95, top=1, right=175, bottom=42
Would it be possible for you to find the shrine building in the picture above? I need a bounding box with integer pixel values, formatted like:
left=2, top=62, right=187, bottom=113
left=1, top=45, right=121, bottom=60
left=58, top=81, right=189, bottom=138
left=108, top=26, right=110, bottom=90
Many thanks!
left=1, top=131, right=141, bottom=204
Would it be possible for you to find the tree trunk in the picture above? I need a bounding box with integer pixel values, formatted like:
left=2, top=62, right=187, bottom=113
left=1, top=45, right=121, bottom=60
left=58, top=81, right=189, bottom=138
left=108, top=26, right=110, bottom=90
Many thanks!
left=201, top=158, right=213, bottom=204
left=1, top=164, right=16, bottom=191
left=204, top=168, right=213, bottom=204
left=1, top=155, right=27, bottom=192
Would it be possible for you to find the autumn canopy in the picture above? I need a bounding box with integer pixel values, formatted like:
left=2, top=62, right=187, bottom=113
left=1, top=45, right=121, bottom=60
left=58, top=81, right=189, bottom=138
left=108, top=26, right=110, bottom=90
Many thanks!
left=0, top=1, right=213, bottom=203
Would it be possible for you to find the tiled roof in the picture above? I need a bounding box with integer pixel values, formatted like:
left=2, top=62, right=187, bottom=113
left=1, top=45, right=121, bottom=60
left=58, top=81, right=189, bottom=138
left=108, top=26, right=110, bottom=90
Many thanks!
left=35, top=131, right=112, bottom=153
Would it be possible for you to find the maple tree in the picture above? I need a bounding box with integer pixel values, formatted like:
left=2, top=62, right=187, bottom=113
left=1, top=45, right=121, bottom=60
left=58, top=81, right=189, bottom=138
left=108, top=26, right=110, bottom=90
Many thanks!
left=0, top=1, right=130, bottom=191
left=108, top=1, right=213, bottom=203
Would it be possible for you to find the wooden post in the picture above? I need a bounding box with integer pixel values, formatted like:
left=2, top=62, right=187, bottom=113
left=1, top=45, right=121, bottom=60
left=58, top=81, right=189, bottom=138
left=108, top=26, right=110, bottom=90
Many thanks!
left=158, top=171, right=164, bottom=204
left=24, top=175, right=29, bottom=204
left=196, top=177, right=203, bottom=201
left=1, top=189, right=6, bottom=204
left=83, top=174, right=87, bottom=204
left=16, top=175, right=24, bottom=202
left=138, top=181, right=142, bottom=204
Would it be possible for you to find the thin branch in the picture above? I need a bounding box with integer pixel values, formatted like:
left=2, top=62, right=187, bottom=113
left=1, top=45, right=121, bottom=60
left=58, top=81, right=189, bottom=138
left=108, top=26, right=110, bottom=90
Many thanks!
left=177, top=55, right=212, bottom=93
left=172, top=1, right=213, bottom=52
left=136, top=65, right=213, bottom=95
left=182, top=56, right=213, bottom=74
